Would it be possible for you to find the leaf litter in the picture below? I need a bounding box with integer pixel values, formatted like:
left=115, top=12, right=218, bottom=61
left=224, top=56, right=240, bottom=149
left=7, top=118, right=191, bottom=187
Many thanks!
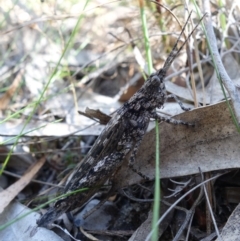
left=0, top=0, right=240, bottom=240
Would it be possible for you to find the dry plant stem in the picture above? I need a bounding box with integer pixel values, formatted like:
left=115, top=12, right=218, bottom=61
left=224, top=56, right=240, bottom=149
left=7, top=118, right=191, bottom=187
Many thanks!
left=204, top=172, right=212, bottom=235
left=186, top=213, right=194, bottom=240
left=188, top=49, right=198, bottom=107
left=172, top=180, right=203, bottom=241
left=183, top=6, right=199, bottom=107
left=202, top=0, right=240, bottom=125
left=145, top=174, right=223, bottom=241
left=189, top=13, right=206, bottom=106
left=3, top=170, right=61, bottom=188
left=193, top=36, right=206, bottom=106
left=200, top=169, right=222, bottom=240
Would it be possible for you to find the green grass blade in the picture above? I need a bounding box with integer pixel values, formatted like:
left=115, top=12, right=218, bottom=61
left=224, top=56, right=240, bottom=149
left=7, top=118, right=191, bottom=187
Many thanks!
left=138, top=1, right=160, bottom=240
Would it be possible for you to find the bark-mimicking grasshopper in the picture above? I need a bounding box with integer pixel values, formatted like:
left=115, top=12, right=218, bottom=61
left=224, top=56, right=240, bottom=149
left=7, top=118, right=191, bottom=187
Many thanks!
left=37, top=13, right=201, bottom=228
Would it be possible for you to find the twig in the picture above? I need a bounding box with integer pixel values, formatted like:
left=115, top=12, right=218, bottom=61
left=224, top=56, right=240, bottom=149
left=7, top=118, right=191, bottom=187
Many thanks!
left=3, top=169, right=61, bottom=188
left=172, top=179, right=203, bottom=241
left=199, top=168, right=223, bottom=241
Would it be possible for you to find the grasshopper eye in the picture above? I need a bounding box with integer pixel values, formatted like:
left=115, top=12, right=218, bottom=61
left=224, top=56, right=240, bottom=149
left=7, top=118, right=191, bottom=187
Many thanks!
left=151, top=75, right=161, bottom=86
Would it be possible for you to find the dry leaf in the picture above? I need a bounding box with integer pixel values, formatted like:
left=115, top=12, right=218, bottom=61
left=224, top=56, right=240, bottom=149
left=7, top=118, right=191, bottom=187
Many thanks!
left=0, top=201, right=64, bottom=241
left=0, top=157, right=46, bottom=214
left=215, top=203, right=240, bottom=241
left=117, top=100, right=240, bottom=186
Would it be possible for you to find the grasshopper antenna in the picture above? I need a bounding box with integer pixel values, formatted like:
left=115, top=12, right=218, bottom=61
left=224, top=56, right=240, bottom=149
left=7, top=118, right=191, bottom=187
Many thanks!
left=157, top=12, right=206, bottom=78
